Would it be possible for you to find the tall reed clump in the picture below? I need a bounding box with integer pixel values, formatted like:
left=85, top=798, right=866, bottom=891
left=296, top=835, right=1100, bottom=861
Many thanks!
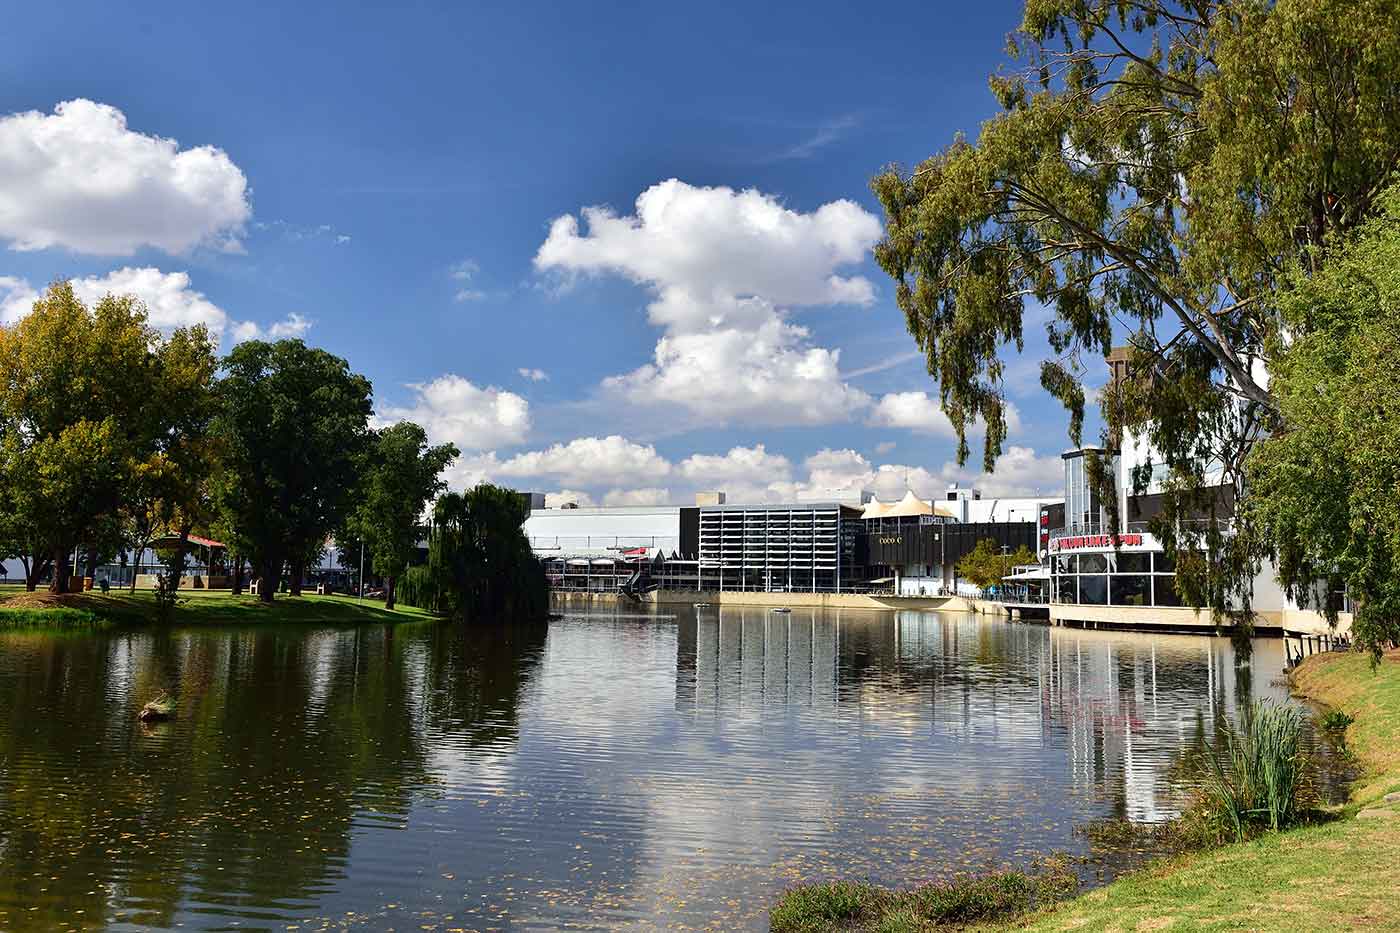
left=1200, top=700, right=1307, bottom=841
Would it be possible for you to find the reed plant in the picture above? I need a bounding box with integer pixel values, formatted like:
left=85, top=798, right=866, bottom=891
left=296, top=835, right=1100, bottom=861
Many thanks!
left=1200, top=700, right=1306, bottom=841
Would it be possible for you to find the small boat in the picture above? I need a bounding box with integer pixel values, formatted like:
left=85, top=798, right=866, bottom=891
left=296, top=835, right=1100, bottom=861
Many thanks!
left=770, top=607, right=792, bottom=614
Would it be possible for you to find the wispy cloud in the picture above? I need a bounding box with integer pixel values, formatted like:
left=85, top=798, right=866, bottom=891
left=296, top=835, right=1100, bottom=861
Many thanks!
left=518, top=367, right=549, bottom=382
left=450, top=258, right=488, bottom=302
left=252, top=219, right=353, bottom=244
left=763, top=114, right=861, bottom=162
left=840, top=350, right=921, bottom=380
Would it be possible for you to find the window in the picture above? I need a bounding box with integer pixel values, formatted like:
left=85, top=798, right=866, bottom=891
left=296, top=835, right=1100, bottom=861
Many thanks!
left=1054, top=554, right=1076, bottom=574
left=1110, top=574, right=1150, bottom=606
left=1079, top=553, right=1109, bottom=574
left=1154, top=551, right=1176, bottom=573
left=1153, top=575, right=1184, bottom=606
left=1079, top=574, right=1108, bottom=605
left=1116, top=553, right=1151, bottom=574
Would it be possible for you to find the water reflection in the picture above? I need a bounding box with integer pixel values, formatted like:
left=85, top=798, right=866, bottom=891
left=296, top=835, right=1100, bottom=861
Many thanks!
left=0, top=609, right=1339, bottom=931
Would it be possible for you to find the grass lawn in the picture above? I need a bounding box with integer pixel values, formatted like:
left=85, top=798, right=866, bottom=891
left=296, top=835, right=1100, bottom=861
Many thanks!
left=771, top=650, right=1400, bottom=933
left=0, top=584, right=438, bottom=626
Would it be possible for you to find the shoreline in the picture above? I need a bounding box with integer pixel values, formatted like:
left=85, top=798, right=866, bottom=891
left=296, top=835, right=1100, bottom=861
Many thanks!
left=0, top=588, right=439, bottom=627
left=771, top=649, right=1400, bottom=932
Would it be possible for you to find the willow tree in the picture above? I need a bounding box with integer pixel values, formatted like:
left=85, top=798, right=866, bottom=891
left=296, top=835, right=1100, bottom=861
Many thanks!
left=871, top=0, right=1400, bottom=634
left=415, top=485, right=548, bottom=622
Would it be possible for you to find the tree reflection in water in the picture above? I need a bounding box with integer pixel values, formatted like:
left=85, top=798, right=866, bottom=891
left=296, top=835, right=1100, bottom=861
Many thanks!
left=0, top=621, right=547, bottom=931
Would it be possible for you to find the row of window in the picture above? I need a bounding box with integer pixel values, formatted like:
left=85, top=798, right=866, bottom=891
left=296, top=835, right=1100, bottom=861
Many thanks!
left=1052, top=551, right=1175, bottom=575
left=1052, top=573, right=1184, bottom=607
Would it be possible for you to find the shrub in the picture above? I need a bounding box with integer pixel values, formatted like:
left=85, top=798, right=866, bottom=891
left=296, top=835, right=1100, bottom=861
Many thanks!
left=769, top=880, right=870, bottom=931
left=1321, top=709, right=1355, bottom=732
left=1200, top=700, right=1307, bottom=841
left=769, top=857, right=1076, bottom=932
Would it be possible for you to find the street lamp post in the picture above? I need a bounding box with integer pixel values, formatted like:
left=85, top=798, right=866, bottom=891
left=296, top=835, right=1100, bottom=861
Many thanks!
left=358, top=541, right=365, bottom=602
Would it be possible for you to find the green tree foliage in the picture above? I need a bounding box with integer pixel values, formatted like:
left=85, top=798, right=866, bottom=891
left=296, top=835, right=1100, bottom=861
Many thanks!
left=213, top=340, right=372, bottom=602
left=348, top=422, right=457, bottom=609
left=1247, top=184, right=1400, bottom=658
left=398, top=484, right=548, bottom=622
left=870, top=0, right=1400, bottom=633
left=0, top=282, right=218, bottom=593
left=956, top=539, right=1038, bottom=591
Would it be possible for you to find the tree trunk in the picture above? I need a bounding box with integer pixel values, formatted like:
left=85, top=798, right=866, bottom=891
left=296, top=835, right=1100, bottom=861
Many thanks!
left=50, top=549, right=71, bottom=594
left=258, top=558, right=280, bottom=603
left=167, top=525, right=192, bottom=595
left=84, top=544, right=100, bottom=589
left=231, top=554, right=244, bottom=595
left=289, top=557, right=304, bottom=596
left=385, top=574, right=397, bottom=611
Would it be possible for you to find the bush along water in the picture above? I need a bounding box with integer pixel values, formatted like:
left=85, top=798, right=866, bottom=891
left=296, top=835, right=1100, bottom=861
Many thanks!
left=1199, top=700, right=1309, bottom=842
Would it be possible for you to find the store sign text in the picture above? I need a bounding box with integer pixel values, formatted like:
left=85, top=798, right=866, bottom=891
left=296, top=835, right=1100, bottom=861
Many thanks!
left=1051, top=533, right=1143, bottom=551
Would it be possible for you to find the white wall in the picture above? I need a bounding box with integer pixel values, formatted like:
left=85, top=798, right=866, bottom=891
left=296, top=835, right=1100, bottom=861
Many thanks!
left=964, top=497, right=1062, bottom=524
left=525, top=506, right=682, bottom=552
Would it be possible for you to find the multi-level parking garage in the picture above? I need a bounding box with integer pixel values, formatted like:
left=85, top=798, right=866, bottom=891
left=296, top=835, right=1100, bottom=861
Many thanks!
left=696, top=502, right=862, bottom=593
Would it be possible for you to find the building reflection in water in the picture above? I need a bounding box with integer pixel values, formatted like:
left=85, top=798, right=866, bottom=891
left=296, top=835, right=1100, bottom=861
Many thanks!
left=677, top=608, right=1295, bottom=824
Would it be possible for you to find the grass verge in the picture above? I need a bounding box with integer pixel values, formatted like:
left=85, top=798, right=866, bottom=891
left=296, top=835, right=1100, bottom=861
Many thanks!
left=769, top=857, right=1078, bottom=932
left=0, top=586, right=438, bottom=626
left=980, top=649, right=1400, bottom=933
left=0, top=605, right=103, bottom=627
left=769, top=650, right=1400, bottom=932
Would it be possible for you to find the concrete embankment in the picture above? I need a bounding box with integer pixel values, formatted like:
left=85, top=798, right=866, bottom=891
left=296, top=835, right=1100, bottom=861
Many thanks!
left=550, top=589, right=977, bottom=613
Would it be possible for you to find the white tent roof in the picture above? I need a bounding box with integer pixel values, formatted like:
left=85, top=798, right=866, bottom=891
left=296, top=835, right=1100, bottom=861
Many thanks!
left=861, top=490, right=955, bottom=520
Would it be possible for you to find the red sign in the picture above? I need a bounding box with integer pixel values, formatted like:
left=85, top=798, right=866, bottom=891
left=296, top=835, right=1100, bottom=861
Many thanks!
left=1051, top=533, right=1143, bottom=551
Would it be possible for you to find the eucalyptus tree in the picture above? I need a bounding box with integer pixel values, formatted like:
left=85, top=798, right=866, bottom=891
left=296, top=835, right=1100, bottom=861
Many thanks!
left=213, top=339, right=372, bottom=602
left=1247, top=184, right=1400, bottom=657
left=871, top=0, right=1400, bottom=633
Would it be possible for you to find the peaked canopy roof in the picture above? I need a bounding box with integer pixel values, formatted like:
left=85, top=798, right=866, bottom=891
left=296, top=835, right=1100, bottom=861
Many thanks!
left=861, top=490, right=954, bottom=520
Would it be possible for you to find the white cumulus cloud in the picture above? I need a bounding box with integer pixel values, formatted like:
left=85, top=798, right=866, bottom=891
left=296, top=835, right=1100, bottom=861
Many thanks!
left=544, top=489, right=596, bottom=508
left=535, top=179, right=882, bottom=426
left=496, top=435, right=671, bottom=488
left=0, top=99, right=251, bottom=255
left=870, top=390, right=1023, bottom=437
left=602, top=487, right=672, bottom=507
left=0, top=267, right=306, bottom=347
left=378, top=375, right=531, bottom=453
left=229, top=312, right=313, bottom=343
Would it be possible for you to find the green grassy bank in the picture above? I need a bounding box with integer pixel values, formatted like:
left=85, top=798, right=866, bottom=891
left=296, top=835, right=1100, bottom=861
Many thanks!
left=772, top=650, right=1400, bottom=932
left=0, top=585, right=437, bottom=626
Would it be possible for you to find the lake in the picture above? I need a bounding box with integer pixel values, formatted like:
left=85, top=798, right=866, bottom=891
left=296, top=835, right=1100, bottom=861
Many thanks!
left=0, top=607, right=1341, bottom=931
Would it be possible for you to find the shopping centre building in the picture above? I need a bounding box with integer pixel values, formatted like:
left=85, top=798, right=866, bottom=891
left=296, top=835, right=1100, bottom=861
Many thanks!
left=524, top=487, right=1061, bottom=598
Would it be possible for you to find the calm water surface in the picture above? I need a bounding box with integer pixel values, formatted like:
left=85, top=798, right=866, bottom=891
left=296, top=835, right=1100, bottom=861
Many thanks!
left=0, top=607, right=1338, bottom=931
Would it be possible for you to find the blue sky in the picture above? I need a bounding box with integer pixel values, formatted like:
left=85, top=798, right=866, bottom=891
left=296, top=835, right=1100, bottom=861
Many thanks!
left=0, top=0, right=1087, bottom=507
